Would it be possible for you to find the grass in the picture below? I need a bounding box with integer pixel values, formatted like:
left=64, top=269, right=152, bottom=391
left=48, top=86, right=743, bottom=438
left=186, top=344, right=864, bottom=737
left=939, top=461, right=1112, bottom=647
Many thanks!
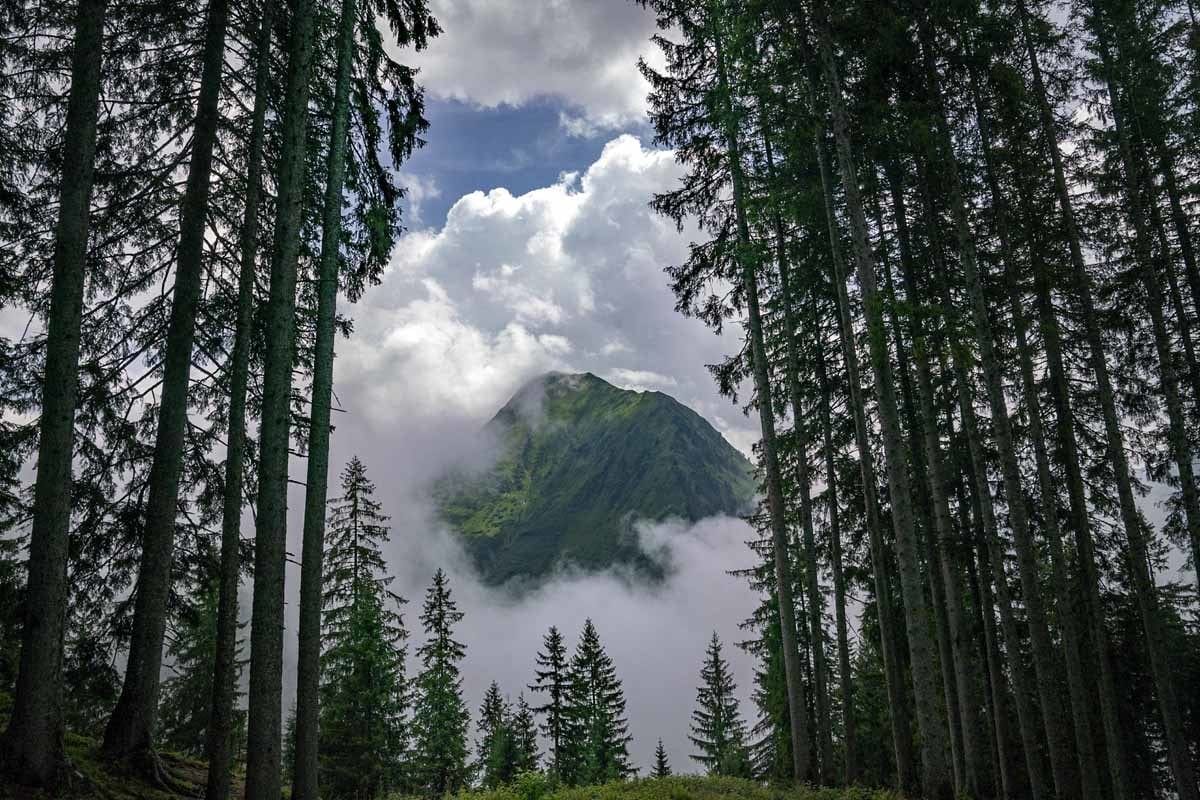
left=448, top=775, right=901, bottom=800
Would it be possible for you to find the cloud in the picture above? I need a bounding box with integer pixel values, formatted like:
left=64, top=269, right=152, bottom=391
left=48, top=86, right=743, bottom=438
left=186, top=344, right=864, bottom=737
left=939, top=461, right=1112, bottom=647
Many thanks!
left=409, top=0, right=663, bottom=128
left=337, top=134, right=758, bottom=454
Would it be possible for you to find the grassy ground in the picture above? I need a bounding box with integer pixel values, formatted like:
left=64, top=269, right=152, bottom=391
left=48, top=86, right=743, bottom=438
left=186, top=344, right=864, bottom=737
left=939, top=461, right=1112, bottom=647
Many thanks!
left=2, top=747, right=897, bottom=800
left=451, top=775, right=900, bottom=800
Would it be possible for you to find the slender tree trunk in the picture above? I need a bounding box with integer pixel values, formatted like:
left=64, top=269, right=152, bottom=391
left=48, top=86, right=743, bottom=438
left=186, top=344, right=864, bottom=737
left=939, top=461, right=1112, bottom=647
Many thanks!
left=712, top=24, right=811, bottom=782
left=813, top=7, right=952, bottom=796
left=1, top=0, right=108, bottom=786
left=292, top=0, right=357, bottom=794
left=885, top=159, right=989, bottom=800
left=1156, top=141, right=1200, bottom=346
left=103, top=0, right=231, bottom=763
left=957, top=463, right=1016, bottom=799
left=947, top=342, right=1049, bottom=800
left=762, top=129, right=834, bottom=783
left=814, top=128, right=915, bottom=792
left=916, top=18, right=1079, bottom=798
left=1147, top=176, right=1200, bottom=415
left=1089, top=12, right=1200, bottom=795
left=244, top=0, right=318, bottom=794
left=813, top=308, right=857, bottom=785
left=1014, top=3, right=1136, bottom=793
left=204, top=5, right=274, bottom=799
left=967, top=63, right=1106, bottom=799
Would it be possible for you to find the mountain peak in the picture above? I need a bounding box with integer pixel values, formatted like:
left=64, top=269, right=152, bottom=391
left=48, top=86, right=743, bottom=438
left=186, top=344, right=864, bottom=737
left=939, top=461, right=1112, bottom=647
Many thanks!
left=435, top=373, right=755, bottom=585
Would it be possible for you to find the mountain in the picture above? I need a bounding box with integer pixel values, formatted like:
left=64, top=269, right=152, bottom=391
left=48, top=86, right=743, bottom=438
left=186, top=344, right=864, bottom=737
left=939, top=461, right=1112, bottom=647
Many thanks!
left=433, top=372, right=756, bottom=585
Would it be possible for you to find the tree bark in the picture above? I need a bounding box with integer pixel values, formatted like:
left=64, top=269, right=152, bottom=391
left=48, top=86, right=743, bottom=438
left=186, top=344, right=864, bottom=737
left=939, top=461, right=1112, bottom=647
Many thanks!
left=1089, top=10, right=1200, bottom=795
left=712, top=22, right=811, bottom=782
left=813, top=307, right=857, bottom=785
left=204, top=4, right=274, bottom=798
left=886, top=158, right=990, bottom=800
left=244, top=0, right=318, bottom=794
left=814, top=128, right=915, bottom=792
left=1, top=0, right=108, bottom=786
left=915, top=17, right=1078, bottom=798
left=813, top=6, right=952, bottom=795
left=291, top=0, right=358, bottom=794
left=103, top=0, right=231, bottom=762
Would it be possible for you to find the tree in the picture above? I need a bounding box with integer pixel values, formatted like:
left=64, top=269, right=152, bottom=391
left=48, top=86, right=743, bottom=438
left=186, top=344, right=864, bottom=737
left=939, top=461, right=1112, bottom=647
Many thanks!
left=1, top=0, right=109, bottom=786
left=410, top=569, right=469, bottom=797
left=290, top=0, right=437, bottom=792
left=103, top=0, right=232, bottom=765
left=476, top=682, right=516, bottom=788
left=511, top=695, right=540, bottom=775
left=652, top=740, right=672, bottom=778
left=530, top=625, right=575, bottom=780
left=316, top=458, right=409, bottom=799
left=566, top=619, right=632, bottom=784
left=689, top=633, right=749, bottom=777
left=244, top=0, right=320, bottom=792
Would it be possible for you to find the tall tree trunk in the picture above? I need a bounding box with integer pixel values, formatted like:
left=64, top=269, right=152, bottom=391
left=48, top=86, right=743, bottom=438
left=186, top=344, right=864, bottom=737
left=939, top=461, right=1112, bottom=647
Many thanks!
left=1014, top=3, right=1135, bottom=792
left=204, top=5, right=274, bottom=799
left=1147, top=175, right=1200, bottom=416
left=244, top=0, right=318, bottom=794
left=967, top=63, right=1105, bottom=800
left=103, top=0, right=231, bottom=763
left=814, top=127, right=915, bottom=791
left=292, top=0, right=357, bottom=794
left=885, top=159, right=990, bottom=800
left=957, top=462, right=1016, bottom=799
left=813, top=305, right=857, bottom=785
left=1089, top=11, right=1200, bottom=795
left=762, top=129, right=834, bottom=783
left=712, top=24, right=811, bottom=782
left=946, top=341, right=1049, bottom=800
left=813, top=6, right=952, bottom=796
left=1, top=0, right=108, bottom=786
left=915, top=18, right=1078, bottom=798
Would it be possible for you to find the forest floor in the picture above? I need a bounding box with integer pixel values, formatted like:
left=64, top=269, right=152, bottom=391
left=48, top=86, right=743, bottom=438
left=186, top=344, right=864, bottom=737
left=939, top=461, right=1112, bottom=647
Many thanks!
left=1, top=754, right=898, bottom=800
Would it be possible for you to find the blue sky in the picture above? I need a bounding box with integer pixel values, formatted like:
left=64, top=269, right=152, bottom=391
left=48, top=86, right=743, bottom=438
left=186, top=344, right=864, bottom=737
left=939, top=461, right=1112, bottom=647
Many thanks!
left=403, top=97, right=655, bottom=228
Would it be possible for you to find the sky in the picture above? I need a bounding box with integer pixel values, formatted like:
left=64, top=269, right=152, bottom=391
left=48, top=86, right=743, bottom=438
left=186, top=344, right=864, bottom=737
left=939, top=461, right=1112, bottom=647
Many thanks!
left=279, top=0, right=767, bottom=774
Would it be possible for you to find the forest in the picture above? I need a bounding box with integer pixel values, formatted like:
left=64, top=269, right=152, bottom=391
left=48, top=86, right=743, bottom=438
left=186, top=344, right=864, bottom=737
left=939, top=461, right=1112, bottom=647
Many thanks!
left=0, top=0, right=1198, bottom=798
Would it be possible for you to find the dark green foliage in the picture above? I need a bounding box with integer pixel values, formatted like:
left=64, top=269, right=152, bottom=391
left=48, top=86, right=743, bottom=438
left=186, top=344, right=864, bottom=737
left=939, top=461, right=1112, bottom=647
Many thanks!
left=530, top=625, right=574, bottom=780
left=690, top=634, right=750, bottom=777
left=317, top=457, right=409, bottom=799
left=651, top=740, right=671, bottom=778
left=411, top=569, right=470, bottom=797
left=566, top=620, right=633, bottom=785
left=157, top=583, right=245, bottom=758
left=436, top=372, right=755, bottom=584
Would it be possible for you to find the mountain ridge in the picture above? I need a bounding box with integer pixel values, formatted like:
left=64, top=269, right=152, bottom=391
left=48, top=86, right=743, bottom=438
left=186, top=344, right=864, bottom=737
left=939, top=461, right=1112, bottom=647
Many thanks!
left=433, top=371, right=756, bottom=585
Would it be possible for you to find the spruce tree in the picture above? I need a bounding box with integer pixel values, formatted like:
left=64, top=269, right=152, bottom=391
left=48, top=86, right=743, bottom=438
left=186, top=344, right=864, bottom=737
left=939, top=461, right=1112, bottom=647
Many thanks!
left=1, top=0, right=108, bottom=787
left=652, top=740, right=672, bottom=778
left=476, top=681, right=512, bottom=788
left=689, top=633, right=750, bottom=777
left=530, top=625, right=575, bottom=780
left=511, top=694, right=540, bottom=775
left=317, top=458, right=409, bottom=799
left=566, top=619, right=632, bottom=785
left=411, top=569, right=469, bottom=797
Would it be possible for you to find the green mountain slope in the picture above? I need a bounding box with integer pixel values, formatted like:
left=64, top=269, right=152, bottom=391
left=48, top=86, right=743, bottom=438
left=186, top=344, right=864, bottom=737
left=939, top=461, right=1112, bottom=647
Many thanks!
left=434, top=372, right=756, bottom=584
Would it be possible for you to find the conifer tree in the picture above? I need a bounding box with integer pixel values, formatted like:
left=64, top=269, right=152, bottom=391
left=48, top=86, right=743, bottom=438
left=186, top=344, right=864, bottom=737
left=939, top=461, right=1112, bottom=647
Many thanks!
left=317, top=458, right=409, bottom=799
left=566, top=619, right=632, bottom=785
left=291, top=0, right=436, bottom=792
left=1, top=0, right=109, bottom=786
left=530, top=625, right=575, bottom=780
left=512, top=695, right=540, bottom=775
left=652, top=739, right=672, bottom=778
left=411, top=569, right=469, bottom=797
left=689, top=633, right=750, bottom=778
left=476, top=681, right=511, bottom=788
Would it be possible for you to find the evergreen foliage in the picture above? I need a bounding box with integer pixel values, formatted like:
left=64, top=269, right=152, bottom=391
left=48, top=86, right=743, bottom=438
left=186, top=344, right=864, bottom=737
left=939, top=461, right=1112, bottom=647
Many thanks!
left=689, top=634, right=749, bottom=778
left=652, top=740, right=671, bottom=778
left=411, top=569, right=470, bottom=797
left=317, top=458, right=409, bottom=799
left=566, top=620, right=633, bottom=785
